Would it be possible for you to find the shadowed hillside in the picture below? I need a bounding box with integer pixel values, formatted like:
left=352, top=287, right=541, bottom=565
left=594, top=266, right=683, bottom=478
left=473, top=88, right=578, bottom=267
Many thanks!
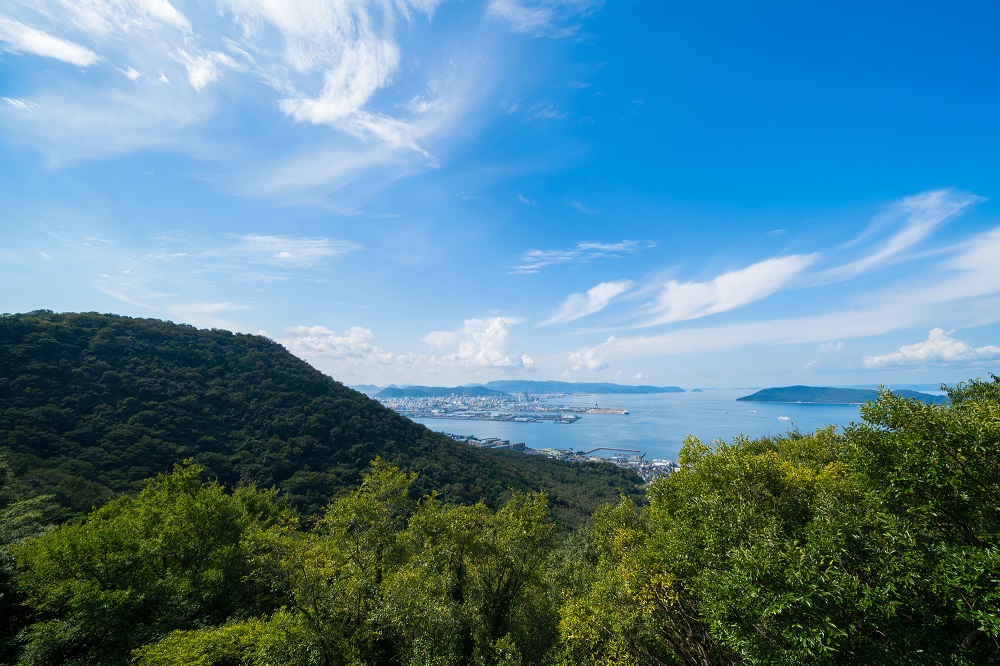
left=0, top=311, right=642, bottom=524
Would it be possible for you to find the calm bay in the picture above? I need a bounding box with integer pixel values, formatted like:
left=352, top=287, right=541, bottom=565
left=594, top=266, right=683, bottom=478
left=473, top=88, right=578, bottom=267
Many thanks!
left=409, top=389, right=876, bottom=460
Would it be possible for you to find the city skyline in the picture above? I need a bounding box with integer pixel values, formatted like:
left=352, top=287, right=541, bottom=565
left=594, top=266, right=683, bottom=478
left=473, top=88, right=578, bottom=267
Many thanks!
left=2, top=1, right=999, bottom=388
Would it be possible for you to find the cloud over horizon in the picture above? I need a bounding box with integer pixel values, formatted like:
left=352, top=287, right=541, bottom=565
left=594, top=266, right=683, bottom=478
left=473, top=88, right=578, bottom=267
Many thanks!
left=862, top=329, right=1000, bottom=368
left=425, top=317, right=534, bottom=369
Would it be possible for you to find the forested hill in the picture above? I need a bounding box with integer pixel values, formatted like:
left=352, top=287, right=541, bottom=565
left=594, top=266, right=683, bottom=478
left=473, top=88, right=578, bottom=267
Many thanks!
left=738, top=385, right=949, bottom=404
left=0, top=311, right=642, bottom=522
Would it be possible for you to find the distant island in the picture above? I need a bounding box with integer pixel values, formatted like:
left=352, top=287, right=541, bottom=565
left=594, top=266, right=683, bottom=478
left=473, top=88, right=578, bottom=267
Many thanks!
left=738, top=385, right=948, bottom=405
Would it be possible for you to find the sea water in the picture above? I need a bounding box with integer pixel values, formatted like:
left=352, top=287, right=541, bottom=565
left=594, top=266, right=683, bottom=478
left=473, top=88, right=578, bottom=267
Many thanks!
left=409, top=389, right=873, bottom=461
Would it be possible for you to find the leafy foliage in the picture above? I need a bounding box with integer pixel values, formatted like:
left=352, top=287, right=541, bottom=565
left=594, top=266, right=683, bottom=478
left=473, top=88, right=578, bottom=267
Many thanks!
left=13, top=463, right=290, bottom=665
left=0, top=454, right=56, bottom=663
left=555, top=377, right=1000, bottom=665
left=124, top=460, right=558, bottom=666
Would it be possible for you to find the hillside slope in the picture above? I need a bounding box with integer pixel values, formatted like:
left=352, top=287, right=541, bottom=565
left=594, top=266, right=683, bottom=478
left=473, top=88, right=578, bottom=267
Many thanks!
left=0, top=311, right=642, bottom=523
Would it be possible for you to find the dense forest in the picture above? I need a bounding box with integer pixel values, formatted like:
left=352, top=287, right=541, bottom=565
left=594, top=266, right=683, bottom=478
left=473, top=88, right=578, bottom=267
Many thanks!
left=1, top=312, right=998, bottom=664
left=0, top=312, right=643, bottom=525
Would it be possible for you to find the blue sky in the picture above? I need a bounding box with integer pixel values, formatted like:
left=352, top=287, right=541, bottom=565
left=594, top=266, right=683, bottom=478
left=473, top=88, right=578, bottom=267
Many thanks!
left=2, top=0, right=999, bottom=388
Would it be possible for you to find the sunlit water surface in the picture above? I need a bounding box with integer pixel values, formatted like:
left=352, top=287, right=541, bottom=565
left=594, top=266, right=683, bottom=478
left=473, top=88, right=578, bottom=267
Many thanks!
left=409, top=389, right=874, bottom=461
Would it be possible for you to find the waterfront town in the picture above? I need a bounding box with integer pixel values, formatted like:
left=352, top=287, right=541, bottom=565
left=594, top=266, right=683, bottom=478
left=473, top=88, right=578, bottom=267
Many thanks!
left=377, top=393, right=678, bottom=482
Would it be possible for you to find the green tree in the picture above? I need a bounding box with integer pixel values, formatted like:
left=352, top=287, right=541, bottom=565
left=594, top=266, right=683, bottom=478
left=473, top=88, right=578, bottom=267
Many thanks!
left=0, top=454, right=56, bottom=663
left=14, top=463, right=291, bottom=665
left=130, top=460, right=561, bottom=666
left=846, top=376, right=1000, bottom=658
left=557, top=379, right=1000, bottom=665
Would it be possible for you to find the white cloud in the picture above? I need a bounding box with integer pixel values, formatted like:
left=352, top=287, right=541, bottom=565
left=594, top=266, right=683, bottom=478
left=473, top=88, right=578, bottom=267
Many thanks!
left=281, top=324, right=395, bottom=363
left=2, top=0, right=464, bottom=170
left=425, top=317, right=533, bottom=368
left=569, top=335, right=615, bottom=372
left=806, top=341, right=847, bottom=372
left=116, top=65, right=141, bottom=81
left=511, top=239, right=655, bottom=274
left=822, top=189, right=982, bottom=280
left=224, top=0, right=443, bottom=152
left=281, top=317, right=534, bottom=383
left=545, top=279, right=633, bottom=324
left=558, top=269, right=1000, bottom=365
left=641, top=254, right=818, bottom=326
left=862, top=329, right=1000, bottom=368
left=0, top=16, right=100, bottom=66
left=486, top=0, right=601, bottom=38
left=53, top=0, right=192, bottom=36
left=179, top=49, right=236, bottom=91
left=2, top=97, right=38, bottom=111
left=230, top=234, right=360, bottom=265
left=517, top=194, right=538, bottom=206
left=278, top=39, right=399, bottom=123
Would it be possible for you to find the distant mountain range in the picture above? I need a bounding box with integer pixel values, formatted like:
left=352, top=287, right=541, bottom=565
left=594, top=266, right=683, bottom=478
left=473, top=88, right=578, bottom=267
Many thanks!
left=375, top=385, right=508, bottom=398
left=738, top=385, right=949, bottom=405
left=481, top=380, right=685, bottom=394
left=364, top=381, right=686, bottom=398
left=348, top=384, right=383, bottom=396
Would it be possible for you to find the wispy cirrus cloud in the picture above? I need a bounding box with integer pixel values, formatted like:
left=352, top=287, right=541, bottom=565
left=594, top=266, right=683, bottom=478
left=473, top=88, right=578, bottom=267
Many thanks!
left=510, top=239, right=655, bottom=274
left=862, top=328, right=1000, bottom=368
left=229, top=234, right=360, bottom=266
left=487, top=0, right=602, bottom=38
left=820, top=188, right=982, bottom=281
left=544, top=279, right=633, bottom=325
left=638, top=254, right=818, bottom=327
left=2, top=97, right=38, bottom=111
left=0, top=0, right=464, bottom=172
left=0, top=16, right=100, bottom=66
left=568, top=200, right=597, bottom=214
left=235, top=0, right=443, bottom=152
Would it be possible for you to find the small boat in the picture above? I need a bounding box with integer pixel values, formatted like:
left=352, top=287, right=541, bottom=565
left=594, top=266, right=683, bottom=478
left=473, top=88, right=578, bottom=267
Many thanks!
left=777, top=416, right=791, bottom=421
